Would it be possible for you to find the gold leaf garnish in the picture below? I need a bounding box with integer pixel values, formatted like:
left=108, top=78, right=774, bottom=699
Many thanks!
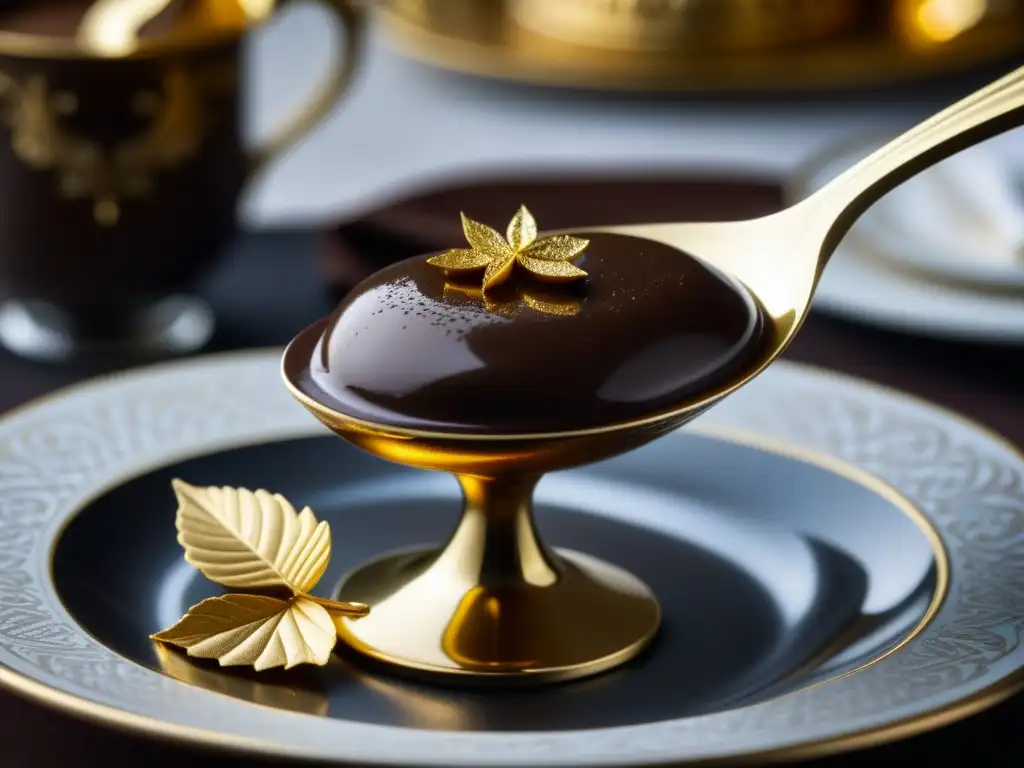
left=522, top=235, right=590, bottom=264
left=483, top=250, right=518, bottom=291
left=153, top=481, right=369, bottom=673
left=424, top=248, right=491, bottom=272
left=152, top=594, right=336, bottom=670
left=170, top=479, right=368, bottom=616
left=506, top=205, right=537, bottom=251
left=173, top=479, right=329, bottom=594
left=427, top=205, right=589, bottom=291
left=461, top=212, right=509, bottom=254
left=518, top=257, right=588, bottom=282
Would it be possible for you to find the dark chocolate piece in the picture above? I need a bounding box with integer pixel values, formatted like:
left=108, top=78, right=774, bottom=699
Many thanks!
left=288, top=233, right=766, bottom=434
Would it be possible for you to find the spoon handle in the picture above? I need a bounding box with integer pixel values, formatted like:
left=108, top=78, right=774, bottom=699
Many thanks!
left=811, top=64, right=1024, bottom=258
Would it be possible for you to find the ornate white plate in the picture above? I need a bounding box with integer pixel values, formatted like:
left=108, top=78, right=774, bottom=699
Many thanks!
left=0, top=350, right=1022, bottom=765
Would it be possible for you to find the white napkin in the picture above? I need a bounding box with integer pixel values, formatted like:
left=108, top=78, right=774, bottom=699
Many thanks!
left=867, top=143, right=1024, bottom=271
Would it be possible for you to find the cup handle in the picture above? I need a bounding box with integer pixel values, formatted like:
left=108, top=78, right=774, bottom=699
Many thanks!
left=246, top=0, right=366, bottom=180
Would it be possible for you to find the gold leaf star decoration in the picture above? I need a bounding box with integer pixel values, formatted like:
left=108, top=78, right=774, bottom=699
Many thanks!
left=427, top=205, right=590, bottom=291
left=151, top=480, right=369, bottom=671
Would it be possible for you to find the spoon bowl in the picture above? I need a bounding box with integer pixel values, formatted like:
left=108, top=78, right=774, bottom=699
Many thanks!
left=285, top=315, right=711, bottom=476
left=283, top=64, right=1024, bottom=686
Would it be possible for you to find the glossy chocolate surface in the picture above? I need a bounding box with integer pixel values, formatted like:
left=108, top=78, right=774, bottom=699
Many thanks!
left=287, top=233, right=766, bottom=434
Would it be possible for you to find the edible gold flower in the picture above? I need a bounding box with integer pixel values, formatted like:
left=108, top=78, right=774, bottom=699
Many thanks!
left=427, top=206, right=589, bottom=291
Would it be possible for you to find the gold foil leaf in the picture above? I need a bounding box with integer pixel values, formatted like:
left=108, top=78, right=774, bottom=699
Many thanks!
left=461, top=212, right=510, bottom=254
left=483, top=251, right=518, bottom=291
left=519, top=257, right=589, bottom=282
left=507, top=205, right=538, bottom=251
left=427, top=206, right=589, bottom=292
left=521, top=235, right=590, bottom=265
left=172, top=479, right=330, bottom=594
left=425, top=248, right=492, bottom=273
left=151, top=594, right=336, bottom=670
left=171, top=479, right=369, bottom=618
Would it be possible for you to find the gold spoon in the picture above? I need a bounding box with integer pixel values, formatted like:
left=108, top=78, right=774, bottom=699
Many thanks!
left=284, top=64, right=1024, bottom=686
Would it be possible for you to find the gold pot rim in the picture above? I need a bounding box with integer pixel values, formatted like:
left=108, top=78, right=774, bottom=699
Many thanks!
left=508, top=0, right=863, bottom=53
left=0, top=0, right=277, bottom=60
left=379, top=0, right=1024, bottom=93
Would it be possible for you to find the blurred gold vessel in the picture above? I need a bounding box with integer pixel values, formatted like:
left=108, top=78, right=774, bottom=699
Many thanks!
left=380, top=0, right=1024, bottom=91
left=511, top=0, right=861, bottom=52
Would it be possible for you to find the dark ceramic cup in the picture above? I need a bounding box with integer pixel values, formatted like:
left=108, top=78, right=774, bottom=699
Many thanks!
left=0, top=0, right=364, bottom=361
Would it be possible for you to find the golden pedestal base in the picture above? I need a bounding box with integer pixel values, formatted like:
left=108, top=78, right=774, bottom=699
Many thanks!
left=331, top=475, right=660, bottom=684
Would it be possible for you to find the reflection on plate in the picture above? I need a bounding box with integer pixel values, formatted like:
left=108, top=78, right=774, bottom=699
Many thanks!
left=378, top=0, right=1024, bottom=92
left=796, top=132, right=1024, bottom=293
left=152, top=643, right=331, bottom=717
left=0, top=351, right=1022, bottom=765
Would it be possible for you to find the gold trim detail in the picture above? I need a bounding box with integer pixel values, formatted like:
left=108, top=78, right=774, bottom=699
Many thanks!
left=0, top=63, right=235, bottom=225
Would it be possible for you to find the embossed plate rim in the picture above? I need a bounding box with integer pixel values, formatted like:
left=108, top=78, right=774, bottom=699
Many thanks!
left=0, top=348, right=1021, bottom=766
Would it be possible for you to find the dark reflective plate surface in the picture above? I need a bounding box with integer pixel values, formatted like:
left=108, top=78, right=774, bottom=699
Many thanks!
left=52, top=431, right=938, bottom=732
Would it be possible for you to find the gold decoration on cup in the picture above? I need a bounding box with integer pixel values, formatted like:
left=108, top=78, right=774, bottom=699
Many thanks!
left=151, top=479, right=369, bottom=671
left=0, top=64, right=234, bottom=226
left=427, top=205, right=590, bottom=291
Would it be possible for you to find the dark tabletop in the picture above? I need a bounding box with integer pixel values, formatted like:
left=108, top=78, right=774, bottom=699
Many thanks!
left=0, top=173, right=1021, bottom=765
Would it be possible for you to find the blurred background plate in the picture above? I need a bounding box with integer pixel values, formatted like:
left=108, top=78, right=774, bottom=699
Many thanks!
left=795, top=133, right=1024, bottom=293
left=377, top=0, right=1024, bottom=93
left=788, top=130, right=1024, bottom=344
left=810, top=249, right=1024, bottom=344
